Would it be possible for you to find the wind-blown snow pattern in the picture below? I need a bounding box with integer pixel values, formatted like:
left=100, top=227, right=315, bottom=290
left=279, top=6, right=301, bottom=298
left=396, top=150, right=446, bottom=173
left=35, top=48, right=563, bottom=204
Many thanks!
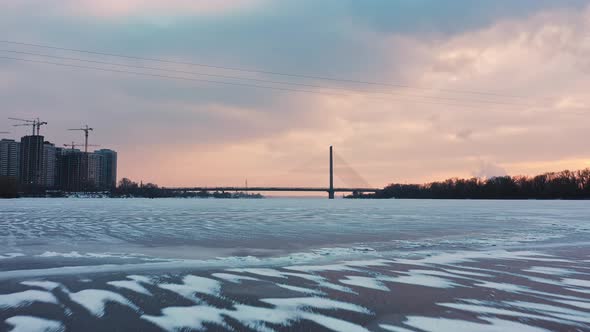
left=0, top=199, right=589, bottom=331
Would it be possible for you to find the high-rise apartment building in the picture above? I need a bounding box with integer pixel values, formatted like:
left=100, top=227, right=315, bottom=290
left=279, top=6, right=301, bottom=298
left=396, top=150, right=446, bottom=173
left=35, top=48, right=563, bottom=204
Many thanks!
left=59, top=150, right=83, bottom=192
left=19, top=135, right=44, bottom=187
left=95, top=149, right=117, bottom=190
left=0, top=139, right=20, bottom=178
left=41, top=142, right=57, bottom=188
left=87, top=152, right=104, bottom=189
left=59, top=150, right=109, bottom=191
left=4, top=133, right=118, bottom=193
left=54, top=147, right=65, bottom=189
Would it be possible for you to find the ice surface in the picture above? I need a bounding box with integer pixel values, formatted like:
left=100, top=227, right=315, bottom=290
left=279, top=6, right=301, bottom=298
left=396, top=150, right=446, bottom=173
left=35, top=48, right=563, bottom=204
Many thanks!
left=298, top=312, right=371, bottom=332
left=339, top=276, right=390, bottom=291
left=127, top=275, right=152, bottom=284
left=506, top=301, right=590, bottom=324
left=2, top=199, right=589, bottom=260
left=143, top=297, right=371, bottom=332
left=0, top=253, right=25, bottom=260
left=408, top=269, right=474, bottom=280
left=226, top=298, right=371, bottom=332
left=1, top=199, right=590, bottom=331
left=158, top=275, right=221, bottom=301
left=260, top=297, right=371, bottom=314
left=142, top=305, right=227, bottom=331
left=379, top=324, right=415, bottom=332
left=68, top=289, right=140, bottom=317
left=38, top=251, right=85, bottom=258
left=226, top=268, right=288, bottom=278
left=224, top=304, right=297, bottom=330
left=4, top=316, right=64, bottom=332
left=517, top=275, right=565, bottom=287
left=562, top=278, right=590, bottom=288
left=36, top=251, right=140, bottom=259
left=284, top=263, right=361, bottom=273
left=3, top=247, right=589, bottom=331
left=211, top=273, right=260, bottom=283
left=473, top=281, right=528, bottom=293
left=282, top=272, right=355, bottom=293
left=284, top=259, right=390, bottom=273
left=0, top=290, right=58, bottom=308
left=393, top=250, right=572, bottom=267
left=438, top=303, right=585, bottom=327
left=275, top=283, right=326, bottom=295
left=565, top=287, right=590, bottom=295
left=524, top=266, right=576, bottom=276
left=380, top=273, right=458, bottom=289
left=555, top=300, right=590, bottom=310
left=442, top=269, right=491, bottom=277
left=107, top=280, right=152, bottom=295
left=404, top=316, right=551, bottom=332
left=20, top=280, right=61, bottom=291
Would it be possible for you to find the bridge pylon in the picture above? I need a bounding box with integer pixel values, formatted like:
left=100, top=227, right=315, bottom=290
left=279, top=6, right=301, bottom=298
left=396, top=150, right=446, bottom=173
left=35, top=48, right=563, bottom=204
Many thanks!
left=329, top=146, right=335, bottom=199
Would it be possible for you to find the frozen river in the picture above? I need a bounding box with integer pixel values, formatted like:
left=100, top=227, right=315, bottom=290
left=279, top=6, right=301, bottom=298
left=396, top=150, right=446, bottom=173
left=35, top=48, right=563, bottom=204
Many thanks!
left=0, top=199, right=589, bottom=331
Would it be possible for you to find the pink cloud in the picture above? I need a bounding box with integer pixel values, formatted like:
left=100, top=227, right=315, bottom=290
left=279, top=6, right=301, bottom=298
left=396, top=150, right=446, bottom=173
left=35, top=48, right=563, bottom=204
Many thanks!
left=4, top=0, right=267, bottom=18
left=2, top=2, right=590, bottom=187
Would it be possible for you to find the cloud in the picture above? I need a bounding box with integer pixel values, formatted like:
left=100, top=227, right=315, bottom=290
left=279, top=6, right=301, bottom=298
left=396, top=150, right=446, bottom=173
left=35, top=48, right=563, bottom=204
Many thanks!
left=471, top=160, right=508, bottom=179
left=1, top=1, right=590, bottom=186
left=2, top=0, right=267, bottom=18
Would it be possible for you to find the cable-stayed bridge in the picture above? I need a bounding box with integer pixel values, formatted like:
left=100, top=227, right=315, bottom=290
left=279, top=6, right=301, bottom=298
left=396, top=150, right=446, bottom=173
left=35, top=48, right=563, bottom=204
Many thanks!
left=165, top=146, right=380, bottom=199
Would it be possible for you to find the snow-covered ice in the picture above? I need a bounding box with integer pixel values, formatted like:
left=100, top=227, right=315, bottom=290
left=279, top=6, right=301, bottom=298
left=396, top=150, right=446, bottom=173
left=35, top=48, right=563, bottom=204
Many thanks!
left=0, top=199, right=589, bottom=331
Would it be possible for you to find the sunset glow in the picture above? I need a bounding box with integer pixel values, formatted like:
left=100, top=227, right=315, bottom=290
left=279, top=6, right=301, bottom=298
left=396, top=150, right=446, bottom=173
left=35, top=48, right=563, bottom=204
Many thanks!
left=1, top=0, right=589, bottom=188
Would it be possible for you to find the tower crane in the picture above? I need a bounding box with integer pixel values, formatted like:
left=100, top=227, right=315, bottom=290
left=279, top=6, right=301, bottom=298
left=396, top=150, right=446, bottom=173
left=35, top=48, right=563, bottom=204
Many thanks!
left=35, top=119, right=48, bottom=135
left=68, top=125, right=94, bottom=153
left=12, top=123, right=36, bottom=135
left=9, top=117, right=36, bottom=135
left=8, top=117, right=48, bottom=135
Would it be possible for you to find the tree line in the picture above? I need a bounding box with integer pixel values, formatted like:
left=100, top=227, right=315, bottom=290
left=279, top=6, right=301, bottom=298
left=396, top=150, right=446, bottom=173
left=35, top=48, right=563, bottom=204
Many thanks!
left=349, top=169, right=590, bottom=200
left=0, top=176, right=263, bottom=199
left=5, top=170, right=590, bottom=200
left=113, top=178, right=263, bottom=199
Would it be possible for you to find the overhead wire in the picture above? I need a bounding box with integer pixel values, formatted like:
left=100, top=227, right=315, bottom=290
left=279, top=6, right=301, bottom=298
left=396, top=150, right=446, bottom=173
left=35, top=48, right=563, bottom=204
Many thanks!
left=0, top=39, right=540, bottom=100
left=0, top=55, right=560, bottom=112
left=0, top=49, right=539, bottom=108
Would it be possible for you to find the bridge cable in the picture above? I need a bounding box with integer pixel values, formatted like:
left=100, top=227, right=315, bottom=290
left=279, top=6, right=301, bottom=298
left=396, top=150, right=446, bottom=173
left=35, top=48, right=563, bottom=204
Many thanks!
left=333, top=152, right=372, bottom=189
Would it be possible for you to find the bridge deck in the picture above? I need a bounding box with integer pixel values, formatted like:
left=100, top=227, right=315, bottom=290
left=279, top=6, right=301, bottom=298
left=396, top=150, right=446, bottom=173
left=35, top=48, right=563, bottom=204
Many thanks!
left=164, top=187, right=380, bottom=193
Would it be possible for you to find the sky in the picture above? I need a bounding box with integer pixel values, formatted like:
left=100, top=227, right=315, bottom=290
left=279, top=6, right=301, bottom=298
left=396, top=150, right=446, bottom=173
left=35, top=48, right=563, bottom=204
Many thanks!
left=1, top=0, right=589, bottom=188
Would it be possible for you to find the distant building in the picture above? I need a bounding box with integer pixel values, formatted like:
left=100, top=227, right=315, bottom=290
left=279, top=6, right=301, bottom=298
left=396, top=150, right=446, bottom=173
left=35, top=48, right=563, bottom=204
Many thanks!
left=19, top=135, right=44, bottom=187
left=59, top=150, right=84, bottom=192
left=53, top=147, right=65, bottom=189
left=59, top=150, right=107, bottom=192
left=0, top=139, right=20, bottom=179
left=6, top=134, right=118, bottom=193
left=87, top=152, right=104, bottom=189
left=41, top=142, right=57, bottom=188
left=95, top=149, right=117, bottom=190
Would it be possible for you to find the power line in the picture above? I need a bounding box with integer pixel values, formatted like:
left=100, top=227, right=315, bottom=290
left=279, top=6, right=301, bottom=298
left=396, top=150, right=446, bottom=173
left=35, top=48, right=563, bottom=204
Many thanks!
left=1, top=55, right=554, bottom=111
left=0, top=39, right=535, bottom=100
left=0, top=55, right=325, bottom=94
left=0, top=49, right=539, bottom=108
